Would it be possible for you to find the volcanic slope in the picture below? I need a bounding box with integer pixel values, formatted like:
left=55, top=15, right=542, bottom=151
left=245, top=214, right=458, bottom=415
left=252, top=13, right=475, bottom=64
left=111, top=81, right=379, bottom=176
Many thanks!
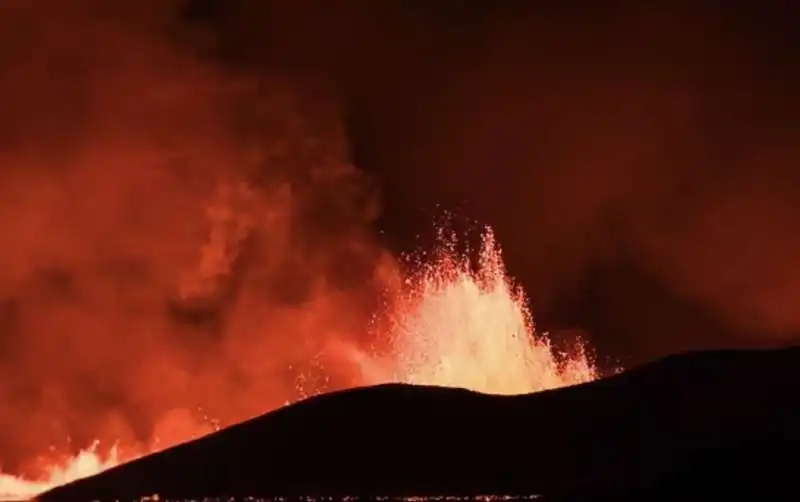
left=38, top=345, right=800, bottom=501
left=541, top=435, right=799, bottom=502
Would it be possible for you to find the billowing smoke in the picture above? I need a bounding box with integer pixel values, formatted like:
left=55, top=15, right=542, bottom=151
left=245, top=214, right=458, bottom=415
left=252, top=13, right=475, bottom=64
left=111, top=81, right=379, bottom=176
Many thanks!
left=0, top=1, right=396, bottom=473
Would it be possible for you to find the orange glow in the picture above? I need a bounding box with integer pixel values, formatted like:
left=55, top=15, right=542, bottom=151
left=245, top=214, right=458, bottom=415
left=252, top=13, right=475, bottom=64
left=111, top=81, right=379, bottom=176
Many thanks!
left=0, top=443, right=122, bottom=499
left=0, top=226, right=597, bottom=499
left=388, top=227, right=597, bottom=393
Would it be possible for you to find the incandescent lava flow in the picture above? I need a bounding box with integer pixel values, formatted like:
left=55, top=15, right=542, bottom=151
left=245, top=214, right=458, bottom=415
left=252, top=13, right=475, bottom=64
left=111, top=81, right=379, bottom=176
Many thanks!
left=0, top=226, right=597, bottom=499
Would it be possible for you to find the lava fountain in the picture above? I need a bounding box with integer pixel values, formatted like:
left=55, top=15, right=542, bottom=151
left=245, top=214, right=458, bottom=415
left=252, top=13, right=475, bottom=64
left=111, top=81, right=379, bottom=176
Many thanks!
left=388, top=226, right=596, bottom=393
left=0, top=226, right=597, bottom=499
left=0, top=443, right=122, bottom=500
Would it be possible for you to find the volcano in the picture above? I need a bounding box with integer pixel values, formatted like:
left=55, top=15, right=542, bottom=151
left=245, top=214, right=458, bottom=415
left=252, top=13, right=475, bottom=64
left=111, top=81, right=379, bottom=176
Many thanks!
left=36, top=345, right=800, bottom=501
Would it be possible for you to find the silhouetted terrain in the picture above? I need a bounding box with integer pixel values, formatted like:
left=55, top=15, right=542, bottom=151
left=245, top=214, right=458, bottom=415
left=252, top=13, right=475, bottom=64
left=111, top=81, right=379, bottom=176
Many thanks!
left=39, top=346, right=800, bottom=501
left=543, top=436, right=798, bottom=501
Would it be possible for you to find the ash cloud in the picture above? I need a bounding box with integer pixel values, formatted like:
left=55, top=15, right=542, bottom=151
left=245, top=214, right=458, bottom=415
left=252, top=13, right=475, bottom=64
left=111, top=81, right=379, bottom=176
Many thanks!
left=0, top=1, right=395, bottom=472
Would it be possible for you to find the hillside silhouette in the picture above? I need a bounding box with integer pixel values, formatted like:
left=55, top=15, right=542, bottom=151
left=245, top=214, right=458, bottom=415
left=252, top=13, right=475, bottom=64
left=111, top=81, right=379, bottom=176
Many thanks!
left=38, top=345, right=800, bottom=501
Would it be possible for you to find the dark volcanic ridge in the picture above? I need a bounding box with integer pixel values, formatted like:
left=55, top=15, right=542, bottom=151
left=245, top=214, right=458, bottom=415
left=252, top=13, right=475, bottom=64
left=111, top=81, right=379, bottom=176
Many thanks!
left=38, top=346, right=800, bottom=501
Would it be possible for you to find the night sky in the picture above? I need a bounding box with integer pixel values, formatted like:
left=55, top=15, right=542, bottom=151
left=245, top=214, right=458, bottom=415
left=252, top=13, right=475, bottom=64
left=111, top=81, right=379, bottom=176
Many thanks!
left=185, top=0, right=800, bottom=364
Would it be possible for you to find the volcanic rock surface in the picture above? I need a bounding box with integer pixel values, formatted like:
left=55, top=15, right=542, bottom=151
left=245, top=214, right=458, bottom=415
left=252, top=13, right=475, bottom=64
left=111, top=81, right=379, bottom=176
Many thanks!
left=38, top=346, right=800, bottom=501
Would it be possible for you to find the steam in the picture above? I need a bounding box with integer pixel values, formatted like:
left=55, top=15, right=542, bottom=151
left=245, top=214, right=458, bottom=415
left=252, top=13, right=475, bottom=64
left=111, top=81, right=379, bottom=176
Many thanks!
left=0, top=1, right=394, bottom=473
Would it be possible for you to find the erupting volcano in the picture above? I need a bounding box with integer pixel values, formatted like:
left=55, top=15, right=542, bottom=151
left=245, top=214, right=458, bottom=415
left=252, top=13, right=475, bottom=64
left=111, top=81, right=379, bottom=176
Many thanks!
left=0, top=227, right=597, bottom=500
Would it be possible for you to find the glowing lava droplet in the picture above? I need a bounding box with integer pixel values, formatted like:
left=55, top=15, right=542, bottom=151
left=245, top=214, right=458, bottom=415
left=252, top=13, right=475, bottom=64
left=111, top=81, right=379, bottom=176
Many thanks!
left=389, top=226, right=596, bottom=393
left=0, top=226, right=598, bottom=499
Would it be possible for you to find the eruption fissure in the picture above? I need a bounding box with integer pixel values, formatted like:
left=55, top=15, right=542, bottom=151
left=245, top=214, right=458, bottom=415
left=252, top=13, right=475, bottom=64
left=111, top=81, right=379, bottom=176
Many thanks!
left=0, top=226, right=597, bottom=499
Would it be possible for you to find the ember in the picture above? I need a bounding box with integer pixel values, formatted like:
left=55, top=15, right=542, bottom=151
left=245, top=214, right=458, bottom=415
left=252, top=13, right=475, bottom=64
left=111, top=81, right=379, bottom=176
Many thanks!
left=0, top=226, right=596, bottom=499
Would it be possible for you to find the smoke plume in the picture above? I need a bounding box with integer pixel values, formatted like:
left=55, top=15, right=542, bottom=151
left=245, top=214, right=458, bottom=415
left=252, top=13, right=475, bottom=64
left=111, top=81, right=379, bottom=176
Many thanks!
left=0, top=0, right=394, bottom=473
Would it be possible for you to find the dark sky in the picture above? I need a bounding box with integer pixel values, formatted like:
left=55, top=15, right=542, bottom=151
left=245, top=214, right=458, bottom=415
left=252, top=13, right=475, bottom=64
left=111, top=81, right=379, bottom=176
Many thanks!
left=184, top=0, right=800, bottom=365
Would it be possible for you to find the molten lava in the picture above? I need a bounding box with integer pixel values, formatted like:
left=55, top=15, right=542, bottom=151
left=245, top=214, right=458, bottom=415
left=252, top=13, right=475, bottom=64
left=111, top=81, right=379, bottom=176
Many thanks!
left=389, top=227, right=596, bottom=393
left=0, top=443, right=121, bottom=500
left=0, top=227, right=597, bottom=499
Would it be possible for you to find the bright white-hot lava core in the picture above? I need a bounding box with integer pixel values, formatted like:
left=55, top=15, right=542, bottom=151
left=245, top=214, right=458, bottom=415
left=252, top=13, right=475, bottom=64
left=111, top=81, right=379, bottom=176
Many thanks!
left=0, top=226, right=597, bottom=499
